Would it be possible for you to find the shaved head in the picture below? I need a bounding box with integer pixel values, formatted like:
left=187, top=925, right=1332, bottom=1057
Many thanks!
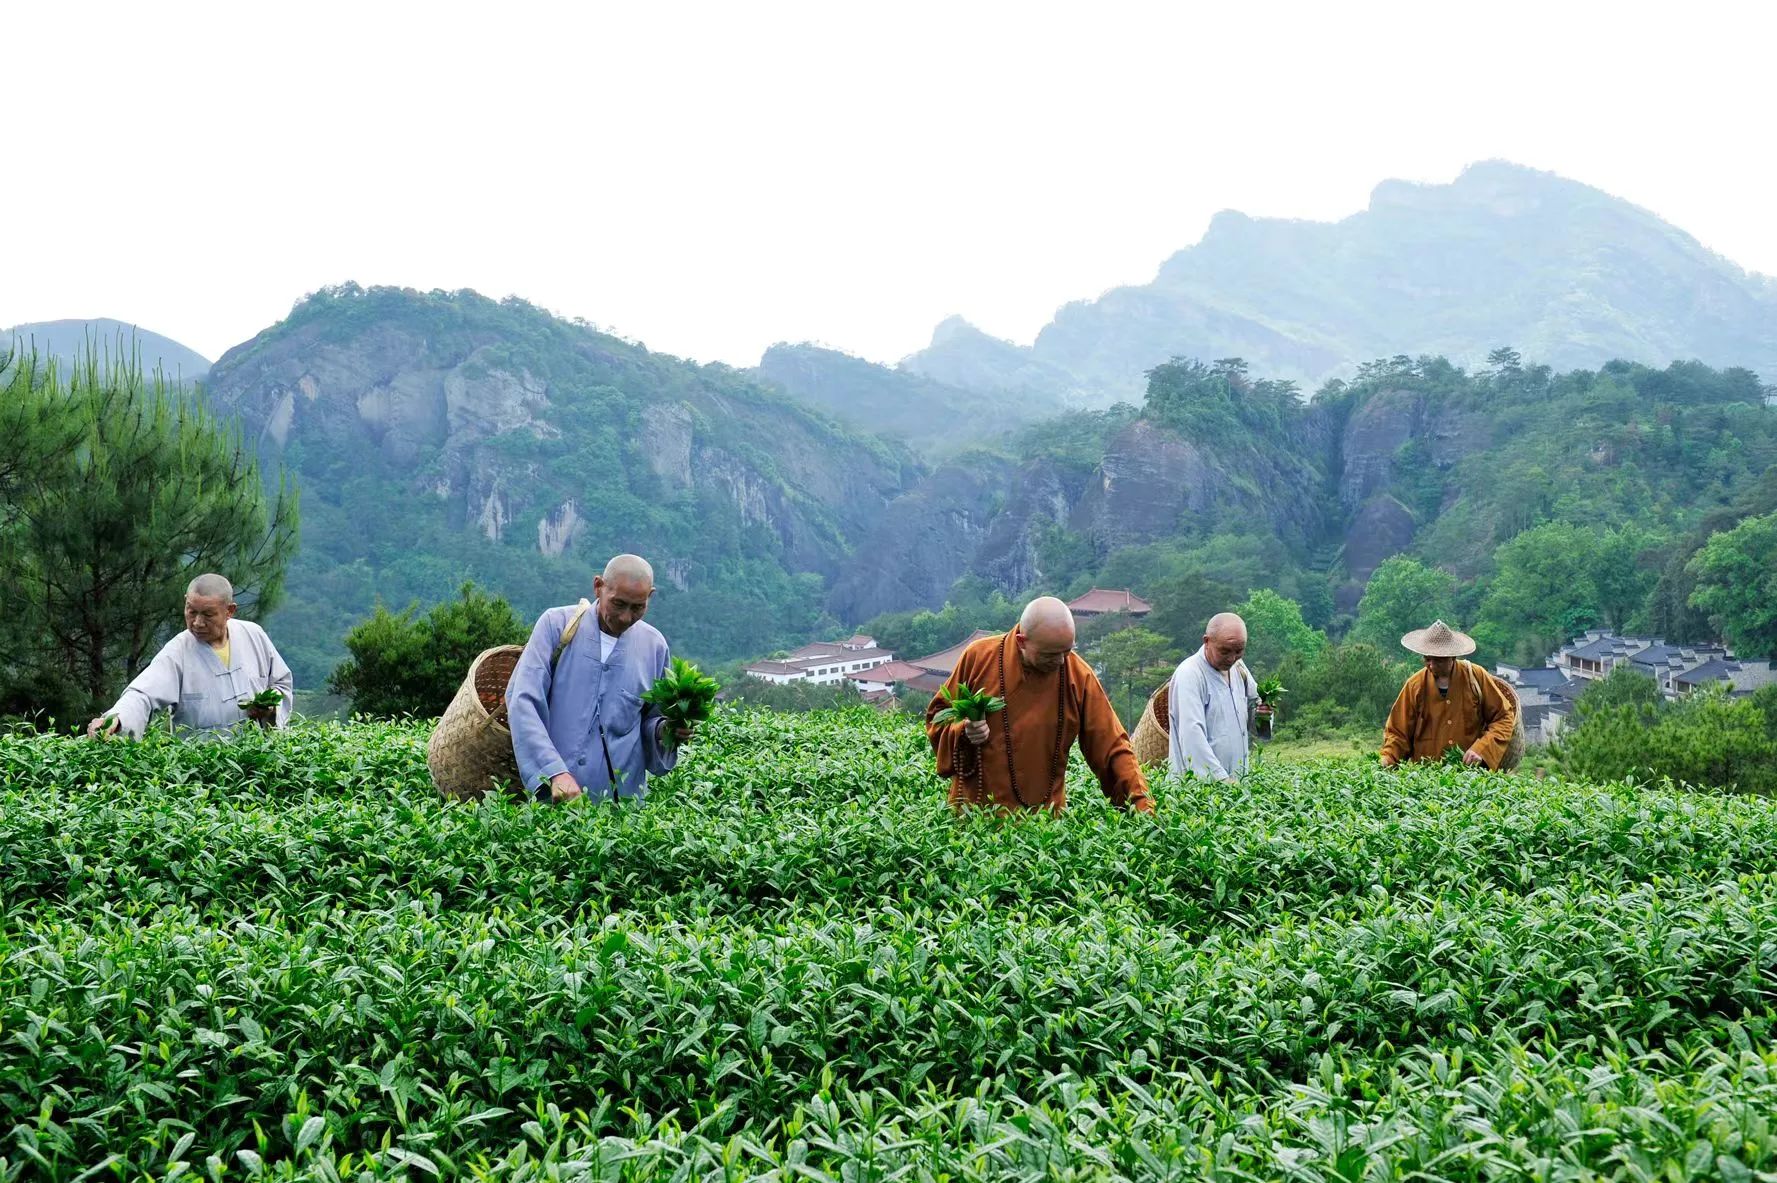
left=1015, top=596, right=1076, bottom=673
left=186, top=573, right=234, bottom=602
left=1203, top=612, right=1248, bottom=672
left=1206, top=612, right=1246, bottom=642
left=183, top=573, right=237, bottom=644
left=603, top=554, right=654, bottom=586
left=594, top=554, right=656, bottom=637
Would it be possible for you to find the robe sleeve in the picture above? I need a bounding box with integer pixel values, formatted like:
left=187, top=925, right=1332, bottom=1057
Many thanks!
left=251, top=624, right=295, bottom=729
left=1075, top=666, right=1152, bottom=812
left=505, top=610, right=569, bottom=792
left=924, top=656, right=974, bottom=779
left=641, top=644, right=679, bottom=776
left=1380, top=677, right=1417, bottom=767
left=1469, top=666, right=1518, bottom=769
left=1169, top=662, right=1231, bottom=781
left=104, top=640, right=183, bottom=740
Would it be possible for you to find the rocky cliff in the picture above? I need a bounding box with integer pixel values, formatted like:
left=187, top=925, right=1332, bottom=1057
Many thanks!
left=202, top=284, right=922, bottom=678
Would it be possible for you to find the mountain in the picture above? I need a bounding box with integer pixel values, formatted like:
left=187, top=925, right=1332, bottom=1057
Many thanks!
left=202, top=284, right=921, bottom=683
left=2, top=318, right=211, bottom=380
left=753, top=341, right=1068, bottom=455
left=833, top=354, right=1777, bottom=629
left=902, top=162, right=1777, bottom=403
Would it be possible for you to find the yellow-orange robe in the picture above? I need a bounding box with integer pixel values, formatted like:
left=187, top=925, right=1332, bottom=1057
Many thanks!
left=926, top=632, right=1152, bottom=813
left=1380, top=660, right=1518, bottom=769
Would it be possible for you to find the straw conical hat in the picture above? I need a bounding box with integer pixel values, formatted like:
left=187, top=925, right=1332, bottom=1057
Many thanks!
left=1400, top=620, right=1476, bottom=657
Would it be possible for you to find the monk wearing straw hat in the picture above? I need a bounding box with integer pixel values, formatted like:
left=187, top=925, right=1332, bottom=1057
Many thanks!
left=1380, top=620, right=1519, bottom=769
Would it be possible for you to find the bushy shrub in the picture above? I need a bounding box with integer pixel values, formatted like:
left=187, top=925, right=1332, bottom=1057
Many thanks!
left=327, top=582, right=528, bottom=717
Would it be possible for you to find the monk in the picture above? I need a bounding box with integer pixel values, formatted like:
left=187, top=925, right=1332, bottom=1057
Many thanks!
left=925, top=596, right=1152, bottom=813
left=87, top=573, right=293, bottom=739
left=1380, top=620, right=1518, bottom=769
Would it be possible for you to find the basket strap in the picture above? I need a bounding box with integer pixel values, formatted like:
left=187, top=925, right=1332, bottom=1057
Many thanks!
left=551, top=599, right=594, bottom=671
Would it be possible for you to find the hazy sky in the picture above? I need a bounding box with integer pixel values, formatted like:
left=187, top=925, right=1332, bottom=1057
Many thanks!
left=7, top=1, right=1775, bottom=368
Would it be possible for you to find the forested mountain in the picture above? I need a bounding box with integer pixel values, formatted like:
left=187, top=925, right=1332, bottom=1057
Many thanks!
left=838, top=352, right=1777, bottom=663
left=753, top=342, right=1067, bottom=455
left=2, top=318, right=211, bottom=380
left=903, top=162, right=1777, bottom=403
left=202, top=285, right=921, bottom=683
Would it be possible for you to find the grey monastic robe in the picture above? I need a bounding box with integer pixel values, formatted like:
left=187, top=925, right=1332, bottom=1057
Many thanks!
left=102, top=619, right=294, bottom=739
left=1167, top=648, right=1259, bottom=781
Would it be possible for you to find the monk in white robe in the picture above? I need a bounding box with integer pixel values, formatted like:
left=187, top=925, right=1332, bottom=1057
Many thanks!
left=1168, top=612, right=1271, bottom=782
left=88, top=574, right=293, bottom=739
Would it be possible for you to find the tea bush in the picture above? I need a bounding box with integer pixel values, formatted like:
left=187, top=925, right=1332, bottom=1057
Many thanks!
left=2, top=708, right=1775, bottom=1180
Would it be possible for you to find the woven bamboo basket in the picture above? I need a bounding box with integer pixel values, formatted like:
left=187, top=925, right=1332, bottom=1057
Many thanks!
left=1129, top=681, right=1171, bottom=769
left=1494, top=674, right=1526, bottom=772
left=426, top=645, right=529, bottom=802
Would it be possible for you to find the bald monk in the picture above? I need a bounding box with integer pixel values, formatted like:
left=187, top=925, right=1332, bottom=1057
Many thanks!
left=1380, top=620, right=1518, bottom=769
left=506, top=555, right=695, bottom=804
left=925, top=597, right=1152, bottom=813
left=1167, top=611, right=1266, bottom=782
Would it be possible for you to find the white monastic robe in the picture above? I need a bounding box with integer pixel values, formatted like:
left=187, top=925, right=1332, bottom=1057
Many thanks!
left=1167, top=648, right=1259, bottom=781
left=102, top=619, right=294, bottom=738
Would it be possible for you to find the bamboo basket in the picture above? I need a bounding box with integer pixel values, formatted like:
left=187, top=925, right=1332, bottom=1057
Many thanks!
left=427, top=599, right=592, bottom=802
left=1129, top=681, right=1171, bottom=769
left=426, top=646, right=528, bottom=801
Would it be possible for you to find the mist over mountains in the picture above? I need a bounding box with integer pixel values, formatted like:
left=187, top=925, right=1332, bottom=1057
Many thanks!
left=2, top=318, right=211, bottom=381
left=899, top=161, right=1777, bottom=405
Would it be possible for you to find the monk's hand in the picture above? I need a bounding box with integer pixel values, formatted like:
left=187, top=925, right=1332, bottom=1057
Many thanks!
left=86, top=715, right=121, bottom=739
left=1462, top=747, right=1486, bottom=767
left=549, top=772, right=583, bottom=803
left=963, top=719, right=990, bottom=745
left=1378, top=755, right=1396, bottom=769
left=672, top=722, right=695, bottom=745
left=244, top=704, right=277, bottom=726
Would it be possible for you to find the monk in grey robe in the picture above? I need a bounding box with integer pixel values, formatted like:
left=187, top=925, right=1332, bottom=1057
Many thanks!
left=506, top=554, right=693, bottom=804
left=1168, top=612, right=1271, bottom=782
left=88, top=574, right=294, bottom=739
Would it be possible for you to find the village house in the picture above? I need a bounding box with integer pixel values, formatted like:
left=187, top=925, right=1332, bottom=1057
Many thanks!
left=742, top=634, right=895, bottom=686
left=1497, top=628, right=1777, bottom=743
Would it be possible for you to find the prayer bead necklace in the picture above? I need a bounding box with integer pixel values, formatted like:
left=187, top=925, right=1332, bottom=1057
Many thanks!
left=996, top=635, right=1069, bottom=809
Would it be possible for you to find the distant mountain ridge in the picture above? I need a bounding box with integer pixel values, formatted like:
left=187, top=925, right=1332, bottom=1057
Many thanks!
left=2, top=318, right=211, bottom=380
left=903, top=161, right=1777, bottom=403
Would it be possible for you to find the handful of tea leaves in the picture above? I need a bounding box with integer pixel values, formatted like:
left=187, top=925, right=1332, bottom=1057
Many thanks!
left=641, top=657, right=720, bottom=749
left=1442, top=744, right=1468, bottom=766
left=238, top=688, right=284, bottom=711
left=930, top=682, right=1006, bottom=726
left=1255, top=676, right=1287, bottom=707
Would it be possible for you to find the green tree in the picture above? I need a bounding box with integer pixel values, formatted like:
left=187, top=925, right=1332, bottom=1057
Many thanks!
left=1089, top=626, right=1175, bottom=723
left=1274, top=641, right=1415, bottom=737
left=1234, top=589, right=1326, bottom=676
left=329, top=582, right=529, bottom=717
left=1144, top=571, right=1242, bottom=652
left=1686, top=512, right=1777, bottom=658
left=1558, top=687, right=1777, bottom=794
left=1350, top=556, right=1459, bottom=652
left=1572, top=663, right=1663, bottom=725
left=0, top=346, right=298, bottom=718
left=1476, top=522, right=1601, bottom=663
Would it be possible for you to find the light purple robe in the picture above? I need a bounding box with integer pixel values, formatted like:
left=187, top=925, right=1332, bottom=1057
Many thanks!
left=505, top=606, right=677, bottom=802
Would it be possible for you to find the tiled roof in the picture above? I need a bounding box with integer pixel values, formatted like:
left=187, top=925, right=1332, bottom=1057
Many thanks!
left=1674, top=659, right=1743, bottom=686
left=744, top=661, right=803, bottom=676
left=912, top=630, right=1000, bottom=675
left=847, top=660, right=927, bottom=683
left=1568, top=638, right=1627, bottom=660
left=1067, top=588, right=1153, bottom=615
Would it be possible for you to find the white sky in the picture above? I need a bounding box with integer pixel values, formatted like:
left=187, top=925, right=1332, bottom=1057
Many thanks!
left=5, top=1, right=1775, bottom=368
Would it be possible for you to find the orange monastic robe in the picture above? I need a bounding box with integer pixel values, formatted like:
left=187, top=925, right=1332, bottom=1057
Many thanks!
left=925, top=632, right=1152, bottom=813
left=1380, top=660, right=1519, bottom=769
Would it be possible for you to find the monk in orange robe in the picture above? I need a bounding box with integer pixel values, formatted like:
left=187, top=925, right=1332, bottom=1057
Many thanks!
left=926, top=597, right=1152, bottom=813
left=1380, top=620, right=1519, bottom=769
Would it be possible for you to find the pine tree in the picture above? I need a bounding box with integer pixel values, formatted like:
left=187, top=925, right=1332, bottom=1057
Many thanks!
left=0, top=341, right=298, bottom=717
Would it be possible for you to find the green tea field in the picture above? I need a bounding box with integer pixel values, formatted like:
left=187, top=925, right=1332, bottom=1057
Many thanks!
left=3, top=708, right=1776, bottom=1180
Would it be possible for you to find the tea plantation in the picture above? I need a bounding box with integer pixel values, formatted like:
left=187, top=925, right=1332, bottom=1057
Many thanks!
left=3, top=708, right=1776, bottom=1180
